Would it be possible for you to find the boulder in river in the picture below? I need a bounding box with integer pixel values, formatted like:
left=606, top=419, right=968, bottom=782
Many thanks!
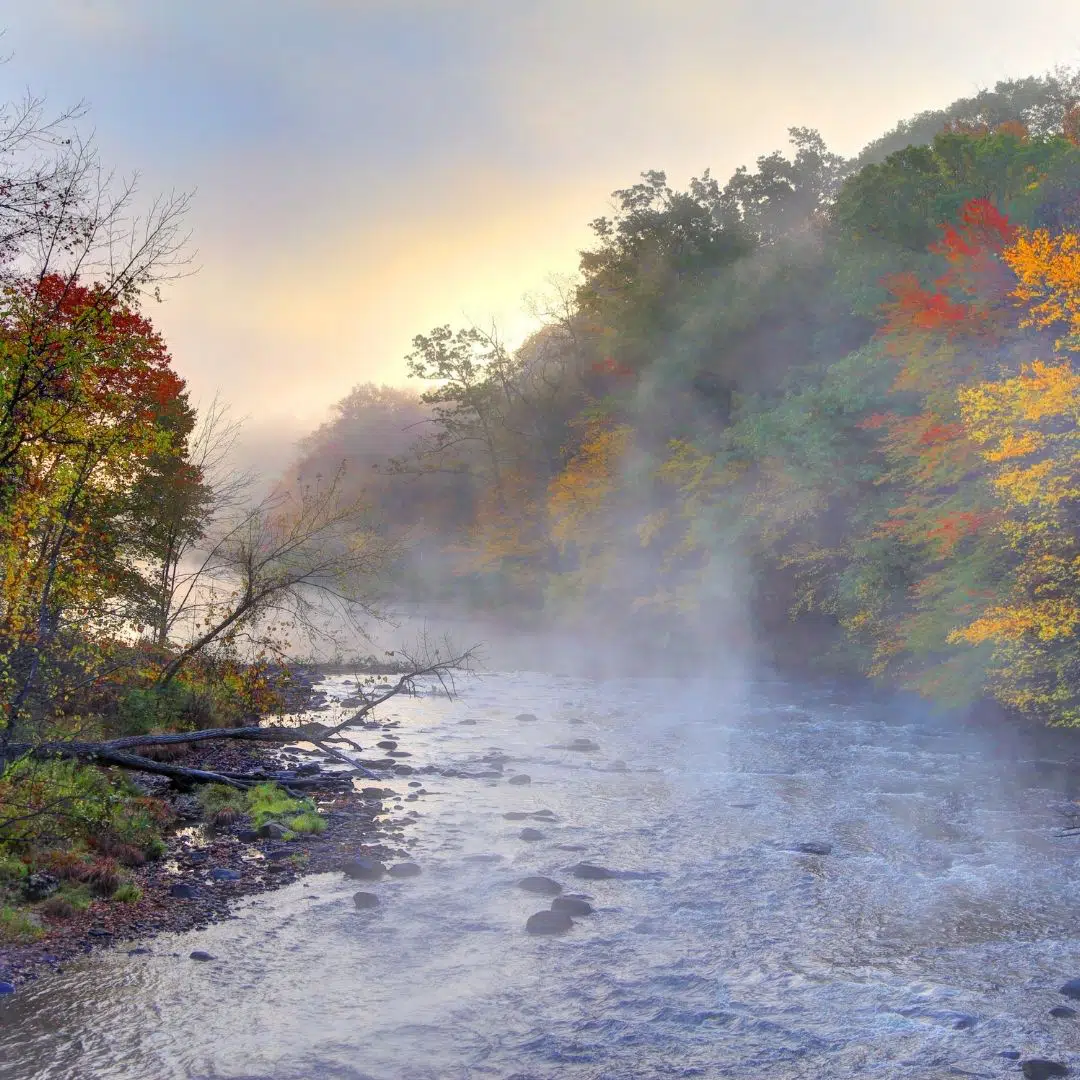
left=519, top=828, right=545, bottom=841
left=791, top=841, right=833, bottom=856
left=508, top=774, right=531, bottom=785
left=516, top=713, right=539, bottom=722
left=168, top=883, right=199, bottom=899
left=551, top=896, right=593, bottom=916
left=503, top=811, right=530, bottom=820
left=352, top=891, right=379, bottom=909
left=387, top=862, right=422, bottom=878
left=341, top=857, right=386, bottom=881
left=531, top=809, right=557, bottom=820
left=565, top=738, right=600, bottom=752
left=1059, top=977, right=1080, bottom=999
left=526, top=909, right=573, bottom=934
left=1050, top=1006, right=1078, bottom=1019
left=518, top=875, right=562, bottom=896
left=570, top=862, right=617, bottom=880
left=189, top=951, right=215, bottom=962
left=377, top=740, right=398, bottom=750
left=1021, top=1062, right=1070, bottom=1079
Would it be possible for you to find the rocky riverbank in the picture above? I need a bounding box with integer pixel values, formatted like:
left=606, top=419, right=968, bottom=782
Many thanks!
left=0, top=703, right=432, bottom=991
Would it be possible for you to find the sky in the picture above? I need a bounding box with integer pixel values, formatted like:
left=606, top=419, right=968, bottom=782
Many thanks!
left=1, top=0, right=1079, bottom=475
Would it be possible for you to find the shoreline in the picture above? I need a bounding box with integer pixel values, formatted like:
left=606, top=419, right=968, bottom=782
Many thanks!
left=0, top=706, right=429, bottom=991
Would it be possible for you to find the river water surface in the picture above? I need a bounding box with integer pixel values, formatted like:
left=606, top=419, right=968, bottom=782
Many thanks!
left=2, top=669, right=1080, bottom=1079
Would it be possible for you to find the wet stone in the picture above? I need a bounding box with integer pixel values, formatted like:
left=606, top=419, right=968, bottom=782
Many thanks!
left=376, top=740, right=398, bottom=750
left=526, top=910, right=573, bottom=935
left=518, top=876, right=562, bottom=896
left=387, top=862, right=422, bottom=878
left=168, top=883, right=199, bottom=899
left=1050, top=1006, right=1078, bottom=1018
left=341, top=857, right=385, bottom=881
left=792, top=841, right=833, bottom=856
left=352, top=891, right=379, bottom=909
left=508, top=774, right=531, bottom=786
left=1021, top=1062, right=1070, bottom=1080
left=503, top=811, right=531, bottom=820
left=516, top=713, right=539, bottom=722
left=519, top=828, right=545, bottom=841
left=570, top=862, right=618, bottom=880
left=189, top=951, right=215, bottom=963
left=551, top=896, right=594, bottom=916
left=1060, top=977, right=1080, bottom=999
left=265, top=849, right=293, bottom=862
left=209, top=868, right=242, bottom=881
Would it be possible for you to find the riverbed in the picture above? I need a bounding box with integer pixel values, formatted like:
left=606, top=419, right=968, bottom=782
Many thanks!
left=2, top=669, right=1079, bottom=1078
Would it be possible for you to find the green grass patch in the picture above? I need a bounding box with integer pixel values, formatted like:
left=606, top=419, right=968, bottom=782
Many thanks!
left=0, top=905, right=44, bottom=944
left=197, top=784, right=247, bottom=817
left=286, top=811, right=326, bottom=835
left=245, top=783, right=313, bottom=830
left=111, top=882, right=142, bottom=903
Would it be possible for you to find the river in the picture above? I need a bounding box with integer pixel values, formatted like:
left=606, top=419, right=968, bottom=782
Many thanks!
left=2, top=667, right=1080, bottom=1078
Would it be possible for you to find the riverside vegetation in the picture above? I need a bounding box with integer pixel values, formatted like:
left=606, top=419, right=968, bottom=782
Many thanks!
left=4, top=70, right=1080, bottom=953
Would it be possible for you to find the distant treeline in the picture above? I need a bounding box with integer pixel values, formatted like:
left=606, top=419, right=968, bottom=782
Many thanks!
left=293, top=70, right=1080, bottom=724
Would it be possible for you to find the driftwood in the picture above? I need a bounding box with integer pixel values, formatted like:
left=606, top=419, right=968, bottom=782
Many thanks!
left=8, top=651, right=473, bottom=792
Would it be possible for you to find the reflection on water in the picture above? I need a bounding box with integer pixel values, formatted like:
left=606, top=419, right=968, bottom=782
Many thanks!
left=2, top=671, right=1080, bottom=1078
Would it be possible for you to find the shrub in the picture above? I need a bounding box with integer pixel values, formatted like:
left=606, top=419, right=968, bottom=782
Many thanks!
left=112, top=882, right=142, bottom=903
left=80, top=857, right=123, bottom=897
left=197, top=784, right=247, bottom=818
left=0, top=905, right=44, bottom=943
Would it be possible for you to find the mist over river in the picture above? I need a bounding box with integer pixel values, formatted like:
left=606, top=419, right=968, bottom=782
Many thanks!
left=2, top=663, right=1080, bottom=1079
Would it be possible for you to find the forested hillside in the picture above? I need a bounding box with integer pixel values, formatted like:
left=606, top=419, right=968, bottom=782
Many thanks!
left=295, top=69, right=1080, bottom=723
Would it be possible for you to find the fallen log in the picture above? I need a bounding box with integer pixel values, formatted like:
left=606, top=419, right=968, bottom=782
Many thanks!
left=6, top=649, right=475, bottom=791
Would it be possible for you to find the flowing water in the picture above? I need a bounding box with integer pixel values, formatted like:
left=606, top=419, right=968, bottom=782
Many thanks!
left=2, top=669, right=1080, bottom=1079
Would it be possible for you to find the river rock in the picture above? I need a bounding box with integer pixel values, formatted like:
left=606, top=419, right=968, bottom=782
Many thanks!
left=258, top=822, right=290, bottom=840
left=518, top=875, right=562, bottom=896
left=566, top=738, right=600, bottom=752
left=393, top=764, right=415, bottom=776
left=508, top=774, right=531, bottom=785
left=531, top=809, right=557, bottom=820
left=353, top=891, right=379, bottom=909
left=168, top=883, right=199, bottom=899
left=265, top=849, right=293, bottom=862
left=792, top=841, right=833, bottom=856
left=387, top=862, right=422, bottom=878
left=516, top=713, right=539, bottom=722
left=209, top=868, right=242, bottom=881
left=503, top=811, right=530, bottom=820
left=189, top=951, right=215, bottom=962
left=570, top=862, right=617, bottom=880
left=1022, top=1061, right=1070, bottom=1079
left=1050, top=1006, right=1078, bottom=1018
left=341, top=857, right=386, bottom=881
left=1059, top=977, right=1080, bottom=999
left=525, top=910, right=573, bottom=935
left=377, top=740, right=398, bottom=750
left=519, top=828, right=545, bottom=841
left=552, top=896, right=594, bottom=916
left=236, top=829, right=260, bottom=843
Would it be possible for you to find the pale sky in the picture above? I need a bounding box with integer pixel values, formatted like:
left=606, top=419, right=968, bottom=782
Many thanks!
left=2, top=0, right=1079, bottom=473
